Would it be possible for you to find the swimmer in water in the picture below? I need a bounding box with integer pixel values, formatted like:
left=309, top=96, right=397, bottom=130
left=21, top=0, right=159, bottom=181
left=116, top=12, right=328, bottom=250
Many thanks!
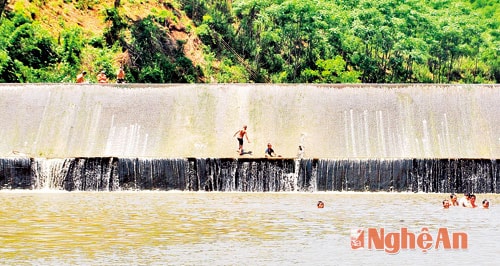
left=317, top=201, right=324, bottom=208
left=482, top=199, right=489, bottom=209
left=458, top=192, right=471, bottom=207
left=442, top=199, right=450, bottom=209
left=468, top=194, right=478, bottom=208
left=450, top=193, right=459, bottom=206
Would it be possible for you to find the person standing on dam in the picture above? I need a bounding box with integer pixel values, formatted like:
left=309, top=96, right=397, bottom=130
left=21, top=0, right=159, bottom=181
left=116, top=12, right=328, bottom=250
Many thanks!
left=116, top=66, right=126, bottom=83
left=297, top=145, right=305, bottom=159
left=233, top=125, right=250, bottom=155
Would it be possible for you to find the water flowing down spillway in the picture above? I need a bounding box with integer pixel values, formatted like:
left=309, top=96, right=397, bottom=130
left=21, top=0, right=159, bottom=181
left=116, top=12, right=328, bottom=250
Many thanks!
left=0, top=84, right=499, bottom=192
left=0, top=157, right=498, bottom=193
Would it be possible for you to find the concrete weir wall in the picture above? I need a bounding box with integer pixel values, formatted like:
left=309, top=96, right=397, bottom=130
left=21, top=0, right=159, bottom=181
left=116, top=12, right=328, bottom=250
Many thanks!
left=1, top=83, right=499, bottom=192
left=1, top=83, right=499, bottom=158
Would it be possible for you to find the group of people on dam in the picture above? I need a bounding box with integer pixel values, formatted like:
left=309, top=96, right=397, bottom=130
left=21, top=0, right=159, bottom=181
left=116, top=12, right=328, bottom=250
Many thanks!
left=442, top=193, right=490, bottom=209
left=233, top=125, right=304, bottom=158
left=76, top=66, right=126, bottom=84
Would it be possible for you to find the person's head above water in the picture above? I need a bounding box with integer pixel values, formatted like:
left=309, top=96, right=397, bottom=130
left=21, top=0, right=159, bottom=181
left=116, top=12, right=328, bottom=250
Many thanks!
left=442, top=199, right=450, bottom=209
left=482, top=199, right=489, bottom=209
left=470, top=194, right=476, bottom=201
left=450, top=193, right=458, bottom=205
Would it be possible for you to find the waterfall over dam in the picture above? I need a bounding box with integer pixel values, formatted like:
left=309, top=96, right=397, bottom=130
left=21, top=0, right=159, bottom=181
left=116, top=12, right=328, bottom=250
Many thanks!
left=1, top=83, right=499, bottom=192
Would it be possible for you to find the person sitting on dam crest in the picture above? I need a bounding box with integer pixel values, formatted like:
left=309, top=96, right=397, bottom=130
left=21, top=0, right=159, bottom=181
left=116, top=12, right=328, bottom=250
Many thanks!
left=76, top=71, right=87, bottom=83
left=97, top=70, right=108, bottom=83
left=265, top=143, right=281, bottom=158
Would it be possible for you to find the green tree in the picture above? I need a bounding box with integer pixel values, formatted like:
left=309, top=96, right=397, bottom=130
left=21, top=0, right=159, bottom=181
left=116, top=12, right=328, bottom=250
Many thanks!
left=0, top=12, right=59, bottom=82
left=127, top=16, right=201, bottom=83
left=302, top=56, right=361, bottom=83
left=60, top=27, right=84, bottom=66
left=103, top=7, right=127, bottom=46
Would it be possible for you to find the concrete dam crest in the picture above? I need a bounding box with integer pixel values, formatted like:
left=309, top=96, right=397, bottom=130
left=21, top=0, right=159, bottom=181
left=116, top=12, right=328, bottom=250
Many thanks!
left=1, top=84, right=499, bottom=192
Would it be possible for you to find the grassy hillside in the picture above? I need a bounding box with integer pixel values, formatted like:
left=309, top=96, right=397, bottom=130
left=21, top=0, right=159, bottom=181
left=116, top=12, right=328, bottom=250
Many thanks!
left=1, top=0, right=498, bottom=83
left=2, top=0, right=208, bottom=82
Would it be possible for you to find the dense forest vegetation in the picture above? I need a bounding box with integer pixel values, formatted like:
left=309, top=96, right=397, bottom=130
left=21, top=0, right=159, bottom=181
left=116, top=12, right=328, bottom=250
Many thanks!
left=0, top=0, right=498, bottom=83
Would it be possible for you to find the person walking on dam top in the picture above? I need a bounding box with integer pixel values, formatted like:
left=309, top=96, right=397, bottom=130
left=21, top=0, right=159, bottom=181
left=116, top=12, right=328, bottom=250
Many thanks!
left=233, top=125, right=250, bottom=155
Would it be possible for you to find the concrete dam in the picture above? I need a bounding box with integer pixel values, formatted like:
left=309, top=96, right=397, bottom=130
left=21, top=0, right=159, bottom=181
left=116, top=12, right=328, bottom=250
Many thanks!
left=0, top=84, right=499, bottom=192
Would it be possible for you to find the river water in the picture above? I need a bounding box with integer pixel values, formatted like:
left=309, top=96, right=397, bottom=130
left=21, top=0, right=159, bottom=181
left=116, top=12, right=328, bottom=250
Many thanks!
left=1, top=192, right=498, bottom=265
